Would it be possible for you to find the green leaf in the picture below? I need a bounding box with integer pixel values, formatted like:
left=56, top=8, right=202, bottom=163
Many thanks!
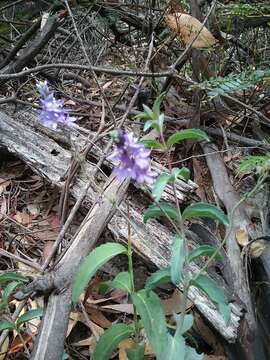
left=195, top=68, right=270, bottom=99
left=16, top=308, right=43, bottom=328
left=178, top=167, right=190, bottom=182
left=190, top=274, right=230, bottom=325
left=167, top=129, right=209, bottom=147
left=157, top=114, right=165, bottom=133
left=143, top=120, right=153, bottom=132
left=126, top=344, right=145, bottom=360
left=142, top=104, right=154, bottom=119
left=174, top=313, right=193, bottom=335
left=153, top=93, right=164, bottom=118
left=72, top=243, right=127, bottom=303
left=152, top=174, right=171, bottom=201
left=105, top=272, right=132, bottom=294
left=0, top=272, right=28, bottom=284
left=135, top=112, right=151, bottom=120
left=131, top=290, right=168, bottom=357
left=92, top=323, right=133, bottom=360
left=185, top=345, right=204, bottom=360
left=237, top=154, right=270, bottom=175
left=188, top=245, right=223, bottom=263
left=182, top=202, right=229, bottom=226
left=159, top=334, right=185, bottom=360
left=0, top=320, right=15, bottom=332
left=143, top=203, right=178, bottom=223
left=145, top=267, right=171, bottom=290
left=140, top=139, right=163, bottom=149
left=170, top=235, right=186, bottom=285
left=1, top=281, right=21, bottom=304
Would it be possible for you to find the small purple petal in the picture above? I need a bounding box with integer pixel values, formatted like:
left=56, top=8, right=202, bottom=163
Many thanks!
left=36, top=81, right=76, bottom=130
left=108, top=130, right=157, bottom=185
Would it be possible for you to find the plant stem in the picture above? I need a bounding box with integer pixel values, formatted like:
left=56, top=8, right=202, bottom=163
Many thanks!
left=127, top=203, right=140, bottom=344
left=159, top=128, right=190, bottom=336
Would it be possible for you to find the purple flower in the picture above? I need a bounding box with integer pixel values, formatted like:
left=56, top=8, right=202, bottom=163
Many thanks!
left=37, top=81, right=76, bottom=130
left=108, top=130, right=157, bottom=185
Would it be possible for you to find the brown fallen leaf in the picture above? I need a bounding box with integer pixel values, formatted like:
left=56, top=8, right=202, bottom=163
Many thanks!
left=101, top=303, right=134, bottom=314
left=72, top=335, right=96, bottom=347
left=119, top=339, right=136, bottom=360
left=47, top=213, right=60, bottom=229
left=235, top=228, right=249, bottom=246
left=166, top=13, right=218, bottom=48
left=87, top=308, right=111, bottom=328
left=13, top=211, right=32, bottom=226
left=8, top=333, right=33, bottom=355
left=250, top=240, right=266, bottom=258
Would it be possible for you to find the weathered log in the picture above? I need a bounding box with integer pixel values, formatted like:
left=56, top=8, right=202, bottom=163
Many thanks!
left=202, top=142, right=268, bottom=360
left=30, top=175, right=130, bottom=360
left=0, top=108, right=241, bottom=342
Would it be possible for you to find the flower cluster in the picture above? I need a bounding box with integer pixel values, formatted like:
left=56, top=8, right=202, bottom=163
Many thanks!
left=108, top=130, right=157, bottom=185
left=36, top=80, right=75, bottom=130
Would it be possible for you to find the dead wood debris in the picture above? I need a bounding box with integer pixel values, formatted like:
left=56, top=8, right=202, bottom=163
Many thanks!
left=0, top=1, right=270, bottom=359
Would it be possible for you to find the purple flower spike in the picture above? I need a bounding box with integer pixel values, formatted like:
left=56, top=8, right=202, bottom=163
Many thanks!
left=36, top=81, right=76, bottom=130
left=108, top=130, right=157, bottom=185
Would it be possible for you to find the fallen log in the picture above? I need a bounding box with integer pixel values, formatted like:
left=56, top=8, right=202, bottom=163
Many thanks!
left=202, top=142, right=268, bottom=359
left=0, top=108, right=241, bottom=343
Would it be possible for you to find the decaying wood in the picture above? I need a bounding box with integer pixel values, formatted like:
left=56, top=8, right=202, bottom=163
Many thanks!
left=202, top=142, right=268, bottom=359
left=29, top=176, right=130, bottom=360
left=0, top=109, right=241, bottom=342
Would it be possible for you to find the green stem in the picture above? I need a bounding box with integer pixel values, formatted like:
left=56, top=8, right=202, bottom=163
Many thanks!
left=127, top=209, right=140, bottom=344
left=159, top=128, right=190, bottom=336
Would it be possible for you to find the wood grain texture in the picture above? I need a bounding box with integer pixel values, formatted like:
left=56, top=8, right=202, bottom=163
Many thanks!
left=0, top=109, right=241, bottom=342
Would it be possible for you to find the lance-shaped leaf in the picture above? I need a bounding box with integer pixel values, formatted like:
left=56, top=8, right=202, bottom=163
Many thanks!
left=132, top=290, right=168, bottom=356
left=126, top=344, right=145, bottom=360
left=16, top=308, right=43, bottom=328
left=0, top=272, right=28, bottom=284
left=152, top=93, right=165, bottom=118
left=0, top=320, right=15, bottom=331
left=188, top=245, right=223, bottom=263
left=182, top=202, right=229, bottom=226
left=177, top=167, right=190, bottom=182
left=152, top=167, right=190, bottom=202
left=143, top=203, right=178, bottom=223
left=159, top=333, right=185, bottom=360
left=170, top=235, right=186, bottom=285
left=72, top=243, right=128, bottom=303
left=145, top=267, right=171, bottom=290
left=104, top=272, right=132, bottom=294
left=190, top=274, right=230, bottom=325
left=167, top=129, right=209, bottom=147
left=0, top=281, right=21, bottom=309
left=152, top=173, right=171, bottom=201
left=92, top=323, right=133, bottom=360
left=173, top=313, right=193, bottom=335
left=140, top=139, right=164, bottom=149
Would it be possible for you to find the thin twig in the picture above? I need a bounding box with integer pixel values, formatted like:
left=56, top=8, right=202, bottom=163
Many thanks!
left=0, top=63, right=172, bottom=80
